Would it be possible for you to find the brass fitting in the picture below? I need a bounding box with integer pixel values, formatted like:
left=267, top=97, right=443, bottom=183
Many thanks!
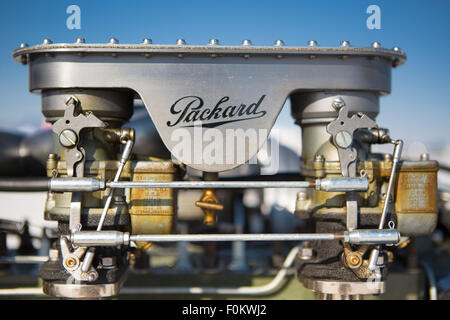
left=196, top=189, right=224, bottom=226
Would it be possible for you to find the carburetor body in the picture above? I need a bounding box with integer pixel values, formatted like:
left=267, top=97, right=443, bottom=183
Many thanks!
left=10, top=39, right=438, bottom=299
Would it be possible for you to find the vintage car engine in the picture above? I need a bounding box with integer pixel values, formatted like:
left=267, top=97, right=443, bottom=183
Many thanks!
left=3, top=38, right=439, bottom=299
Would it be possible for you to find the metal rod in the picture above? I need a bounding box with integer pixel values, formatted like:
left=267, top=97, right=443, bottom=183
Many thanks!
left=107, top=180, right=315, bottom=189
left=368, top=139, right=403, bottom=271
left=71, top=229, right=400, bottom=247
left=378, top=139, right=403, bottom=229
left=105, top=177, right=368, bottom=191
left=130, top=233, right=338, bottom=243
left=421, top=260, right=438, bottom=300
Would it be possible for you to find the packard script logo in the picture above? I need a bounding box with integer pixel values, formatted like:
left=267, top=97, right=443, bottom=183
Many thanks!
left=166, top=95, right=267, bottom=128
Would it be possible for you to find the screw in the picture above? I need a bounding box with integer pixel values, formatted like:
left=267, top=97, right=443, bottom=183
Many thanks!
left=332, top=97, right=346, bottom=109
left=307, top=40, right=318, bottom=47
left=19, top=43, right=28, bottom=49
left=42, top=39, right=52, bottom=45
left=88, top=271, right=98, bottom=282
left=274, top=40, right=285, bottom=46
left=75, top=38, right=85, bottom=44
left=108, top=38, right=119, bottom=44
left=59, top=129, right=78, bottom=148
left=340, top=40, right=351, bottom=47
left=346, top=252, right=362, bottom=268
left=208, top=39, right=219, bottom=45
left=335, top=130, right=353, bottom=149
left=176, top=39, right=186, bottom=45
left=141, top=38, right=152, bottom=44
left=65, top=257, right=77, bottom=268
left=393, top=46, right=402, bottom=52
left=241, top=39, right=252, bottom=46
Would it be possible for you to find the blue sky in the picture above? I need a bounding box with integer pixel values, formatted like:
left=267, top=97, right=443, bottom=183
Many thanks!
left=0, top=0, right=449, bottom=148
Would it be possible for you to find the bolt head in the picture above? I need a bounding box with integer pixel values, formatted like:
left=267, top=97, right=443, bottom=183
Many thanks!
left=208, top=39, right=219, bottom=45
left=176, top=38, right=186, bottom=45
left=274, top=40, right=285, bottom=46
left=393, top=46, right=401, bottom=52
left=340, top=40, right=351, bottom=47
left=42, top=38, right=52, bottom=45
left=307, top=40, right=318, bottom=47
left=371, top=41, right=382, bottom=48
left=141, top=38, right=152, bottom=45
left=19, top=43, right=28, bottom=49
left=332, top=97, right=346, bottom=109
left=101, top=256, right=117, bottom=267
left=75, top=38, right=85, bottom=44
left=420, top=153, right=430, bottom=161
left=108, top=38, right=119, bottom=44
left=300, top=247, right=315, bottom=260
left=87, top=271, right=98, bottom=282
left=59, top=129, right=78, bottom=148
left=335, top=130, right=353, bottom=149
left=241, top=39, right=252, bottom=46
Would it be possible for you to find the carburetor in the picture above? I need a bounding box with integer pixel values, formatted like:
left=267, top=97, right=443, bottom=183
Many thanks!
left=11, top=38, right=438, bottom=299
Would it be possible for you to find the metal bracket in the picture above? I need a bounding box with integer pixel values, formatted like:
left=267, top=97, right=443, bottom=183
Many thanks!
left=60, top=237, right=98, bottom=282
left=326, top=98, right=378, bottom=178
left=52, top=96, right=106, bottom=178
left=326, top=97, right=377, bottom=231
left=52, top=96, right=106, bottom=233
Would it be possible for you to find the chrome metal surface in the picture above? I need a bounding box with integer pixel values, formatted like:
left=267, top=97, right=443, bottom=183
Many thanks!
left=70, top=229, right=399, bottom=246
left=107, top=180, right=315, bottom=189
left=315, top=177, right=368, bottom=192
left=43, top=281, right=120, bottom=299
left=104, top=178, right=367, bottom=191
left=13, top=42, right=405, bottom=172
left=301, top=278, right=385, bottom=295
left=344, top=229, right=400, bottom=244
left=50, top=177, right=105, bottom=192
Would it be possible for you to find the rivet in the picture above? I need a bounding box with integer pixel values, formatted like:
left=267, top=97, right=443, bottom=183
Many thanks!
left=241, top=39, right=252, bottom=46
